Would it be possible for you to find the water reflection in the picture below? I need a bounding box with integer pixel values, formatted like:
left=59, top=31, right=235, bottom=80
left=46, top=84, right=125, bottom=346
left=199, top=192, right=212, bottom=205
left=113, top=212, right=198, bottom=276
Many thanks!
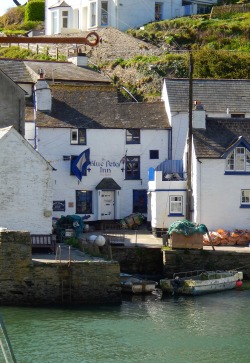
left=0, top=290, right=250, bottom=363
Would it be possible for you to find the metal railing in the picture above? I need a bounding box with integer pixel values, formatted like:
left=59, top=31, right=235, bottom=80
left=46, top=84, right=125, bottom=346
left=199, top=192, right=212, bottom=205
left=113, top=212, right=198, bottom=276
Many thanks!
left=0, top=316, right=17, bottom=363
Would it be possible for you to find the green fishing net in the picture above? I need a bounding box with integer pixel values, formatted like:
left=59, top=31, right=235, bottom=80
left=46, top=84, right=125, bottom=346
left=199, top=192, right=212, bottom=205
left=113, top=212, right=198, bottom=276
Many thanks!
left=168, top=220, right=208, bottom=236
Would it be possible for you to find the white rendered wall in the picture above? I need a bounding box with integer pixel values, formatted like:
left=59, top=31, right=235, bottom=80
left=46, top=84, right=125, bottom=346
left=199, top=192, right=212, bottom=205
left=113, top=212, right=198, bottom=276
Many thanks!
left=0, top=130, right=53, bottom=234
left=36, top=127, right=169, bottom=220
left=45, top=0, right=183, bottom=34
left=148, top=171, right=186, bottom=229
left=193, top=158, right=250, bottom=231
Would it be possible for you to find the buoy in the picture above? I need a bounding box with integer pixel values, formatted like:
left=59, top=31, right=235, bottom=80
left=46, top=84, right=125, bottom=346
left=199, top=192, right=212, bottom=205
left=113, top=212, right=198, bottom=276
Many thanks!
left=87, top=235, right=97, bottom=244
left=236, top=280, right=243, bottom=288
left=95, top=235, right=106, bottom=247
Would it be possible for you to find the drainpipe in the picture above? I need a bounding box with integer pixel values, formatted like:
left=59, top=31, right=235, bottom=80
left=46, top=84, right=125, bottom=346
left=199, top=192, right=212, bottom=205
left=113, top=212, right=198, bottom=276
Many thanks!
left=186, top=52, right=193, bottom=221
left=115, top=0, right=119, bottom=29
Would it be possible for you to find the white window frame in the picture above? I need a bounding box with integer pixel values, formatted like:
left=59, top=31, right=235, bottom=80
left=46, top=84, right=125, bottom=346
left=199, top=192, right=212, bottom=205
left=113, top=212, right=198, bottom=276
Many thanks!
left=226, top=147, right=250, bottom=172
left=70, top=129, right=86, bottom=145
left=241, top=189, right=250, bottom=206
left=169, top=196, right=183, bottom=214
left=62, top=10, right=69, bottom=28
left=52, top=11, right=58, bottom=34
left=90, top=1, right=97, bottom=27
left=101, top=1, right=108, bottom=26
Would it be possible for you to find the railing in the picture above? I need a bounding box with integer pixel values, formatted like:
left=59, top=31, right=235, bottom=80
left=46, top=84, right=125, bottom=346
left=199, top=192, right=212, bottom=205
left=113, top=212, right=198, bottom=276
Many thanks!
left=0, top=316, right=17, bottom=363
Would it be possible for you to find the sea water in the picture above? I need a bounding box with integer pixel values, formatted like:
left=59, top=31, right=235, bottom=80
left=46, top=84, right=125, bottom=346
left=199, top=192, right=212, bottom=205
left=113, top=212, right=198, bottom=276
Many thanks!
left=0, top=289, right=249, bottom=363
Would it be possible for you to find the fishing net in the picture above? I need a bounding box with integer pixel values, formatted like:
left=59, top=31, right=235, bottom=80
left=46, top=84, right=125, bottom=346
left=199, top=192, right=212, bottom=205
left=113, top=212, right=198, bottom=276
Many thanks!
left=168, top=220, right=208, bottom=236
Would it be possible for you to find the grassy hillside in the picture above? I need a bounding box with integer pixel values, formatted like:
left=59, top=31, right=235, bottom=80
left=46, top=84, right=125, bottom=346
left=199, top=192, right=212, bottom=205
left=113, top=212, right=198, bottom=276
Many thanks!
left=106, top=11, right=250, bottom=100
left=0, top=7, right=249, bottom=101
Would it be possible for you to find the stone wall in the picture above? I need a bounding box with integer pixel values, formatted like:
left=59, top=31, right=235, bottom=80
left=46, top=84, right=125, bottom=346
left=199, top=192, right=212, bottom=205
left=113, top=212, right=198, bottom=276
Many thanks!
left=163, top=250, right=250, bottom=279
left=105, top=246, right=163, bottom=275
left=0, top=231, right=121, bottom=306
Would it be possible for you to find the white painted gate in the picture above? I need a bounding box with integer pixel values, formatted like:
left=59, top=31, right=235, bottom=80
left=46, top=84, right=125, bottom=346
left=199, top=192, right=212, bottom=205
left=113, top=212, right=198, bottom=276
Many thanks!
left=101, top=191, right=115, bottom=220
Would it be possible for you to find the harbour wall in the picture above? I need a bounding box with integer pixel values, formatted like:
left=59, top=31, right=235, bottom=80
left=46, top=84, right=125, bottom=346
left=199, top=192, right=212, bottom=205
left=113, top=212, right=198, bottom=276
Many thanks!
left=102, top=246, right=250, bottom=279
left=0, top=231, right=121, bottom=306
left=162, top=250, right=250, bottom=279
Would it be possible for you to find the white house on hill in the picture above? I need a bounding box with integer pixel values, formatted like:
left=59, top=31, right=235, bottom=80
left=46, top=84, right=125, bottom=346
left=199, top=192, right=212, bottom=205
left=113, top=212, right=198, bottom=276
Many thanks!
left=45, top=0, right=217, bottom=34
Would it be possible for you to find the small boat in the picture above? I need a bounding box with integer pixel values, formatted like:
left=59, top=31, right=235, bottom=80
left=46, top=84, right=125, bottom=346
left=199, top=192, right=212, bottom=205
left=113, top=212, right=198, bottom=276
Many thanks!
left=160, top=270, right=243, bottom=296
left=121, top=277, right=158, bottom=294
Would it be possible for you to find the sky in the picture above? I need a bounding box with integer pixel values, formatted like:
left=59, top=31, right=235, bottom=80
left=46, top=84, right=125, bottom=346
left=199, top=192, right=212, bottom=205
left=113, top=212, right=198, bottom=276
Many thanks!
left=0, top=0, right=27, bottom=16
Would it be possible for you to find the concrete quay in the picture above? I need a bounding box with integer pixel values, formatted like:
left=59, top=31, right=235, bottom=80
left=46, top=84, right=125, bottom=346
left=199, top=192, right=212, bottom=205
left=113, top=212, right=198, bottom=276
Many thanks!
left=32, top=229, right=250, bottom=263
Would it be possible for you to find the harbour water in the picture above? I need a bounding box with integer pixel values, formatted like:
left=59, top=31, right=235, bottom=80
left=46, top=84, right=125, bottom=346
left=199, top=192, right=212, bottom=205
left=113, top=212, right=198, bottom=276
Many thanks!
left=1, top=289, right=250, bottom=363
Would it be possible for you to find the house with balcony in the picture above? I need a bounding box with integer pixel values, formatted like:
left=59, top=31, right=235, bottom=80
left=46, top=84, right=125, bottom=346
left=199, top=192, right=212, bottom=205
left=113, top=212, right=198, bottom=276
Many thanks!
left=45, top=0, right=217, bottom=34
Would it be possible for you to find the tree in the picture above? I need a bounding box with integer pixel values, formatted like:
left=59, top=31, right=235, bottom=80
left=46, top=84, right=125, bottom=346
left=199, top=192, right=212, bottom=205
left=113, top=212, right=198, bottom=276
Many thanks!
left=12, top=0, right=27, bottom=6
left=12, top=0, right=22, bottom=5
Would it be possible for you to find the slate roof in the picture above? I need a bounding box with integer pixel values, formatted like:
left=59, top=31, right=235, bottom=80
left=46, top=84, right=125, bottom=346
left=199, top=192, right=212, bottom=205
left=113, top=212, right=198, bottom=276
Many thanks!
left=165, top=79, right=250, bottom=113
left=0, top=59, right=110, bottom=84
left=35, top=84, right=170, bottom=129
left=24, top=61, right=110, bottom=83
left=0, top=59, right=33, bottom=83
left=193, top=117, right=250, bottom=158
left=49, top=1, right=71, bottom=9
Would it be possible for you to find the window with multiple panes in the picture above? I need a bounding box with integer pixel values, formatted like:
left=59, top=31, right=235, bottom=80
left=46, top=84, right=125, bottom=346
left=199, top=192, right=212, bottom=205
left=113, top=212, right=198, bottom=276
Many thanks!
left=90, top=1, right=97, bottom=27
left=76, top=190, right=92, bottom=214
left=155, top=2, right=163, bottom=21
left=169, top=196, right=183, bottom=215
left=133, top=190, right=147, bottom=213
left=70, top=156, right=87, bottom=176
left=125, top=156, right=140, bottom=180
left=126, top=129, right=140, bottom=144
left=70, top=129, right=86, bottom=145
left=241, top=189, right=250, bottom=207
left=52, top=11, right=58, bottom=34
left=150, top=150, right=159, bottom=159
left=101, top=1, right=108, bottom=25
left=226, top=147, right=250, bottom=172
left=62, top=11, right=68, bottom=28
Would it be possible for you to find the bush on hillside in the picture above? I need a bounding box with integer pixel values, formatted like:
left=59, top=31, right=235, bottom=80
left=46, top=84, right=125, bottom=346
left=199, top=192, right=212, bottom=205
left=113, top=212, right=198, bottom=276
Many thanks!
left=25, top=0, right=45, bottom=22
left=0, top=6, right=25, bottom=27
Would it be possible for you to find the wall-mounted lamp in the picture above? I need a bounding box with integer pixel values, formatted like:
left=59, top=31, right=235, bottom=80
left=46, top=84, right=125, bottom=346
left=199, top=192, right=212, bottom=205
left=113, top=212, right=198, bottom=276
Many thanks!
left=121, top=167, right=124, bottom=172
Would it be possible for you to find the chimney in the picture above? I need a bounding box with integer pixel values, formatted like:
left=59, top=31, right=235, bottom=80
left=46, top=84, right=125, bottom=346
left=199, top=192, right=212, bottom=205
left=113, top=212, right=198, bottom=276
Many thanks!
left=192, top=100, right=206, bottom=129
left=34, top=69, right=52, bottom=112
left=67, top=46, right=88, bottom=67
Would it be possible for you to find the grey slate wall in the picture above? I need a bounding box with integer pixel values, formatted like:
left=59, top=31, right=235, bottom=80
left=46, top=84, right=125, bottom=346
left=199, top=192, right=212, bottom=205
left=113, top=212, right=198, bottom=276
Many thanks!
left=0, top=71, right=25, bottom=135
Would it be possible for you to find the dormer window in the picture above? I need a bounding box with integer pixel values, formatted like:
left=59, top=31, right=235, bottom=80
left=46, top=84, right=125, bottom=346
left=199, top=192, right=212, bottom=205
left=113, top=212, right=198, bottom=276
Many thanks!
left=71, top=129, right=86, bottom=145
left=226, top=147, right=250, bottom=172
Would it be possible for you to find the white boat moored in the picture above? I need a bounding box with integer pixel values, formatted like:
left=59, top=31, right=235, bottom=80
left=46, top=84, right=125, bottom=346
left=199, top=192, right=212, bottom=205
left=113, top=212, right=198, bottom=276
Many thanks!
left=160, top=270, right=243, bottom=296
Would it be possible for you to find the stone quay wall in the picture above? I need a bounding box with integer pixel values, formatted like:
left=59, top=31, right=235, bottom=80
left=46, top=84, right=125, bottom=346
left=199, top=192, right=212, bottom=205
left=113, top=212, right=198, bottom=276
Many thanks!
left=0, top=231, right=121, bottom=306
left=103, top=246, right=163, bottom=276
left=163, top=250, right=250, bottom=279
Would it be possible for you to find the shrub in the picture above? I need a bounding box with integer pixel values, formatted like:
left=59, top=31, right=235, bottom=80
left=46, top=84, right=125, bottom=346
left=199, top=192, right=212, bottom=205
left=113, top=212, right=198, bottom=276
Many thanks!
left=25, top=0, right=45, bottom=22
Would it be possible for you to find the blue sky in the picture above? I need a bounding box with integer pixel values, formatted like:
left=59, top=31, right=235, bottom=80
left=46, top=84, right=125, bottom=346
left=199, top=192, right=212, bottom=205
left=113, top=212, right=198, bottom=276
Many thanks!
left=0, top=0, right=27, bottom=16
